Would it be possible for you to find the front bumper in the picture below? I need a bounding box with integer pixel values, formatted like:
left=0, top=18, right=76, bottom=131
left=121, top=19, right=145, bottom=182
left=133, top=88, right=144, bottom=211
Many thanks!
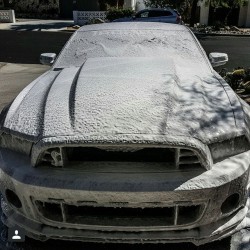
left=1, top=202, right=249, bottom=245
left=0, top=148, right=250, bottom=245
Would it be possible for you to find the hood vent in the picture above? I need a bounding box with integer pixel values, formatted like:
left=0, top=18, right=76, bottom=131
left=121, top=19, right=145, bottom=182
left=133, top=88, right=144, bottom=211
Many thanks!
left=175, top=149, right=201, bottom=169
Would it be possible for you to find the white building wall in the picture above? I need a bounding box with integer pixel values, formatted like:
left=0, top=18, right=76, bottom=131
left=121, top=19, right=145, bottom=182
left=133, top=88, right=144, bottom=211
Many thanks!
left=238, top=5, right=248, bottom=27
left=124, top=0, right=145, bottom=11
left=135, top=0, right=146, bottom=11
left=237, top=0, right=250, bottom=27
left=124, top=0, right=136, bottom=10
left=0, top=9, right=15, bottom=23
left=198, top=0, right=210, bottom=25
left=246, top=0, right=250, bottom=27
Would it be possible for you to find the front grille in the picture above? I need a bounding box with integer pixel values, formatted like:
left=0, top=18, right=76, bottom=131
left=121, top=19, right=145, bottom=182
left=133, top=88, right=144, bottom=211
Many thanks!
left=35, top=200, right=205, bottom=227
left=66, top=147, right=176, bottom=162
left=38, top=146, right=203, bottom=169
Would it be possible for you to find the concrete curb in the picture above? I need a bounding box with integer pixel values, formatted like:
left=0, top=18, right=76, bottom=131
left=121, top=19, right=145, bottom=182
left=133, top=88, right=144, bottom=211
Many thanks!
left=194, top=32, right=250, bottom=37
left=0, top=63, right=6, bottom=70
left=60, top=29, right=77, bottom=33
left=62, top=30, right=250, bottom=36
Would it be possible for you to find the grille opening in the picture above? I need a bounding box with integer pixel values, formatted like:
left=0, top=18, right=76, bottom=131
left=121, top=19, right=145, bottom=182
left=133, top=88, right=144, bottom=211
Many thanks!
left=66, top=205, right=175, bottom=226
left=221, top=193, right=240, bottom=214
left=179, top=156, right=200, bottom=163
left=38, top=147, right=204, bottom=170
left=42, top=154, right=53, bottom=161
left=5, top=189, right=22, bottom=209
left=66, top=147, right=175, bottom=163
left=35, top=201, right=63, bottom=222
left=179, top=149, right=195, bottom=156
left=35, top=200, right=205, bottom=227
left=177, top=205, right=202, bottom=225
left=178, top=163, right=202, bottom=169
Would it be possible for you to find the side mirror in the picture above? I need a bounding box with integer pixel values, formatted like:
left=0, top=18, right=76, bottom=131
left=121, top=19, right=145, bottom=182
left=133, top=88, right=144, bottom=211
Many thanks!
left=209, top=52, right=228, bottom=67
left=40, top=53, right=57, bottom=66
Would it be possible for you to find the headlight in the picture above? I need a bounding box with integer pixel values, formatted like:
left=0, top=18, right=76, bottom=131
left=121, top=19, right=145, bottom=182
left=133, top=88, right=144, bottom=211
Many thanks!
left=209, top=135, right=250, bottom=163
left=0, top=133, right=32, bottom=155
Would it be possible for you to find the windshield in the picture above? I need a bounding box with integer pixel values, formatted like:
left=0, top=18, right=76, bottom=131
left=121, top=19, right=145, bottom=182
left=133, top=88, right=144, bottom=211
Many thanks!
left=54, top=29, right=209, bottom=70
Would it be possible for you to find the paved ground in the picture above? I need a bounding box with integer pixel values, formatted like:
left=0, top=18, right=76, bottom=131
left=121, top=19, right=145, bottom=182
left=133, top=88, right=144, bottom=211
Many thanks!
left=0, top=30, right=71, bottom=64
left=0, top=31, right=250, bottom=71
left=198, top=36, right=250, bottom=71
left=0, top=19, right=73, bottom=32
left=0, top=63, right=49, bottom=111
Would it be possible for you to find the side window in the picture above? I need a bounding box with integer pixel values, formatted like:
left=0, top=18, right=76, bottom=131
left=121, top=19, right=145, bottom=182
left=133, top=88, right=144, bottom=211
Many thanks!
left=162, top=11, right=173, bottom=17
left=148, top=11, right=161, bottom=17
left=138, top=11, right=149, bottom=18
left=148, top=10, right=173, bottom=18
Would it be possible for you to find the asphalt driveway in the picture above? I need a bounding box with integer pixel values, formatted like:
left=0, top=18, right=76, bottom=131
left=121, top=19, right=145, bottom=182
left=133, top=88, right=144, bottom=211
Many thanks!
left=0, top=30, right=250, bottom=71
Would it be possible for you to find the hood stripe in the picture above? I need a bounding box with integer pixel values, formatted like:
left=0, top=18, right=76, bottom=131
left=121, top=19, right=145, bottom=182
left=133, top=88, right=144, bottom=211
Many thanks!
left=43, top=68, right=79, bottom=137
left=69, top=63, right=86, bottom=130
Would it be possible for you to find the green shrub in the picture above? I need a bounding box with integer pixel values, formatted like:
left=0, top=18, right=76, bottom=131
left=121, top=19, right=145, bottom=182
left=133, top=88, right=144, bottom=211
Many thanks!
left=219, top=67, right=250, bottom=91
left=106, top=8, right=135, bottom=21
left=213, top=21, right=224, bottom=31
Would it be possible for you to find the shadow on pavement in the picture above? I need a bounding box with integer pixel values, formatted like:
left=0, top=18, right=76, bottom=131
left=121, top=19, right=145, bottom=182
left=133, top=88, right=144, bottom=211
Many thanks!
left=10, top=22, right=73, bottom=31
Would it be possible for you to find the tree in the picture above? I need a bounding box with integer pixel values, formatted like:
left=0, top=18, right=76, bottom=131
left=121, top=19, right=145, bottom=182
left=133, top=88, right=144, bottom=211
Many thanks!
left=144, top=0, right=188, bottom=8
left=189, top=0, right=247, bottom=27
left=106, top=8, right=135, bottom=21
left=207, top=0, right=247, bottom=25
left=189, top=0, right=198, bottom=27
left=144, top=0, right=247, bottom=26
left=98, top=0, right=124, bottom=10
left=143, top=0, right=172, bottom=7
left=144, top=0, right=193, bottom=24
